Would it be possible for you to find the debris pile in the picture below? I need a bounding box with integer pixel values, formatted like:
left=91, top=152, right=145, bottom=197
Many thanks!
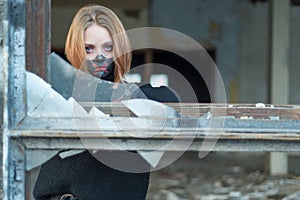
left=147, top=152, right=300, bottom=200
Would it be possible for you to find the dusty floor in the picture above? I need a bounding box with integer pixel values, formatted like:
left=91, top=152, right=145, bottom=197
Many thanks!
left=147, top=152, right=300, bottom=200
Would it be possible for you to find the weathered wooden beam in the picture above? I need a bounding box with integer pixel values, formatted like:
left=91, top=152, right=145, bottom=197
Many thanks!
left=25, top=0, right=51, bottom=80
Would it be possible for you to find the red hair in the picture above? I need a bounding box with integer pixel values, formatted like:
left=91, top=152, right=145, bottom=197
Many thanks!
left=65, top=5, right=131, bottom=82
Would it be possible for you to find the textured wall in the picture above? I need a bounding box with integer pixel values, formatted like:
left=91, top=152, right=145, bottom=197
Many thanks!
left=151, top=0, right=300, bottom=104
left=239, top=1, right=269, bottom=103
left=151, top=0, right=241, bottom=102
left=289, top=6, right=300, bottom=104
left=240, top=1, right=300, bottom=104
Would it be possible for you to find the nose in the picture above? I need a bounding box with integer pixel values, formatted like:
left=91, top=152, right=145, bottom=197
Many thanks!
left=94, top=54, right=105, bottom=62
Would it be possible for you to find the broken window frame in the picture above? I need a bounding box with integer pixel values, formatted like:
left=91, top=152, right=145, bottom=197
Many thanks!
left=3, top=0, right=50, bottom=128
left=2, top=0, right=51, bottom=199
left=2, top=0, right=300, bottom=199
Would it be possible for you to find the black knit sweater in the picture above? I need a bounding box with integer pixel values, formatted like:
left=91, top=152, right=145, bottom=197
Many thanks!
left=33, top=64, right=179, bottom=200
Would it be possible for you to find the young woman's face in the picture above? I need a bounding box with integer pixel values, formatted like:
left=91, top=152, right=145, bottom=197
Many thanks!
left=84, top=23, right=113, bottom=60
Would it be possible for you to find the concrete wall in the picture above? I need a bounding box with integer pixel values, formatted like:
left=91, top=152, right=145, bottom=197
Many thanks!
left=151, top=0, right=300, bottom=104
left=289, top=6, right=300, bottom=104
left=239, top=1, right=300, bottom=104
left=239, top=1, right=269, bottom=103
left=151, top=0, right=241, bottom=102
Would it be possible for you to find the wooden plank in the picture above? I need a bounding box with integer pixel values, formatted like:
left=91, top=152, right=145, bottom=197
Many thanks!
left=10, top=103, right=300, bottom=139
left=25, top=0, right=51, bottom=80
left=9, top=128, right=300, bottom=139
left=81, top=102, right=300, bottom=119
left=18, top=137, right=300, bottom=152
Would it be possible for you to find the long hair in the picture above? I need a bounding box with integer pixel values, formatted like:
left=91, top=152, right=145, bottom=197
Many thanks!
left=65, top=5, right=131, bottom=82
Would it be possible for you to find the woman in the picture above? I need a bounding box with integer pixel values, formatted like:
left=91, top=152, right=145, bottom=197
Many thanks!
left=65, top=4, right=131, bottom=83
left=34, top=4, right=178, bottom=200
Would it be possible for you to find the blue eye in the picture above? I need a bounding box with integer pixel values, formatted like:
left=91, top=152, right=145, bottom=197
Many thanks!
left=104, top=45, right=113, bottom=52
left=85, top=45, right=94, bottom=54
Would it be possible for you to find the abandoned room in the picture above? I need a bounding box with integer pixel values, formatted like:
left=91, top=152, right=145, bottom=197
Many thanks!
left=1, top=0, right=300, bottom=199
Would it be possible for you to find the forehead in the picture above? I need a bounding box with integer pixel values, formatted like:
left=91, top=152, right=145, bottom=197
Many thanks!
left=84, top=24, right=111, bottom=44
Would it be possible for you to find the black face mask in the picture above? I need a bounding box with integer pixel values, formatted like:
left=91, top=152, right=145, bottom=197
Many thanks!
left=86, top=54, right=115, bottom=80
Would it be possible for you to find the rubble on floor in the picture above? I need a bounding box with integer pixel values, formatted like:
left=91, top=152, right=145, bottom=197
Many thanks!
left=147, top=152, right=300, bottom=200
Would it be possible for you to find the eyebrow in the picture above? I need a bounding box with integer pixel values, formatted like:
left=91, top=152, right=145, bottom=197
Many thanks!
left=84, top=41, right=113, bottom=46
left=102, top=41, right=113, bottom=45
